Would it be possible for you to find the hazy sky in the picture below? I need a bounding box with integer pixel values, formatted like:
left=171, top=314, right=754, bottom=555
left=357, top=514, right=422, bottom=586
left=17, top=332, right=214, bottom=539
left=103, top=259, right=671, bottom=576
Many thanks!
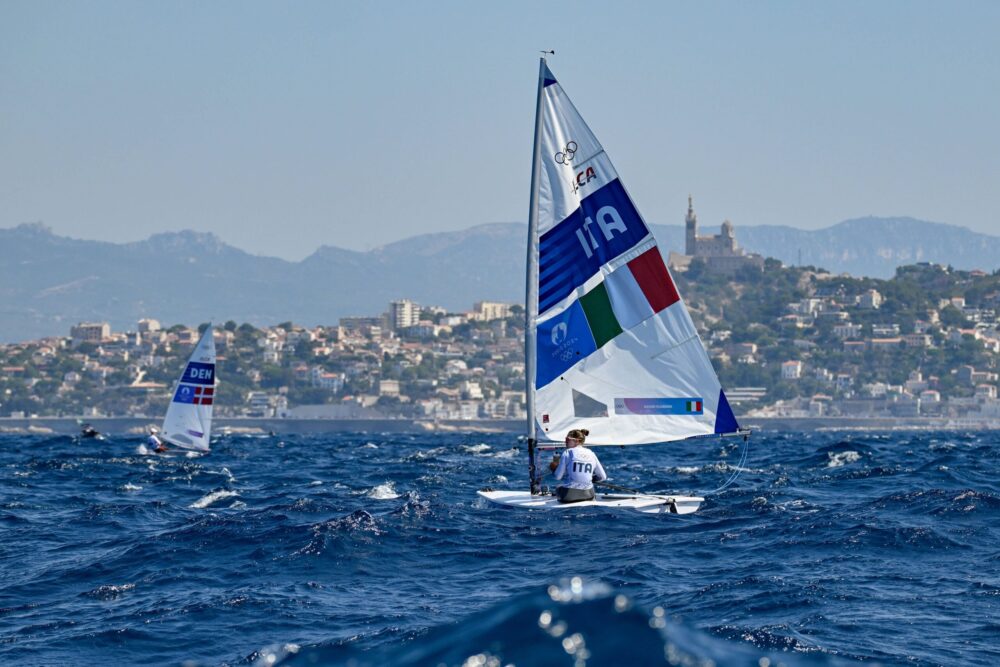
left=2, top=1, right=999, bottom=259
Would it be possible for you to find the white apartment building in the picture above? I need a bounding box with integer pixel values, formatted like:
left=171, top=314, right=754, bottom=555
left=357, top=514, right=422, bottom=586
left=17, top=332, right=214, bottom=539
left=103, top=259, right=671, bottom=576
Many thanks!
left=388, top=300, right=420, bottom=330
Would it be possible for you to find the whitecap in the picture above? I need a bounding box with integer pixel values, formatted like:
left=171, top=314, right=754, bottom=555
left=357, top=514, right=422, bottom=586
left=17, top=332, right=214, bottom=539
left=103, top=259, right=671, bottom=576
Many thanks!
left=673, top=466, right=701, bottom=475
left=367, top=482, right=401, bottom=500
left=362, top=442, right=379, bottom=449
left=826, top=450, right=861, bottom=468
left=189, top=489, right=240, bottom=509
left=120, top=483, right=143, bottom=492
left=85, top=583, right=135, bottom=600
left=462, top=443, right=491, bottom=454
left=491, top=448, right=517, bottom=459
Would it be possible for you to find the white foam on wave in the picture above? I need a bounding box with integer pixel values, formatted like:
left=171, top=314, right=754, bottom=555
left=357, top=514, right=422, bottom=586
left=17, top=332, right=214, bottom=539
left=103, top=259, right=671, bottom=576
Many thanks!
left=189, top=489, right=240, bottom=509
left=408, top=447, right=446, bottom=461
left=673, top=466, right=701, bottom=475
left=462, top=443, right=491, bottom=454
left=826, top=450, right=861, bottom=468
left=362, top=442, right=379, bottom=449
left=86, top=582, right=135, bottom=600
left=491, top=448, right=517, bottom=459
left=120, top=483, right=143, bottom=492
left=367, top=482, right=401, bottom=500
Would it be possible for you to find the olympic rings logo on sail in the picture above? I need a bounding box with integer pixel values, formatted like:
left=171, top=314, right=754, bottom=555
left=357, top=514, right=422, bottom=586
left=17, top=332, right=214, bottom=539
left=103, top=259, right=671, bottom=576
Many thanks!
left=550, top=323, right=581, bottom=362
left=554, top=141, right=578, bottom=165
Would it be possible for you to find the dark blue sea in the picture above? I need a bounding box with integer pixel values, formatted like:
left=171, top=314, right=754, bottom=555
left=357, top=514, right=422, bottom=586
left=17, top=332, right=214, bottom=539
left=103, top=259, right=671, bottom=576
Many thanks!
left=1, top=431, right=998, bottom=666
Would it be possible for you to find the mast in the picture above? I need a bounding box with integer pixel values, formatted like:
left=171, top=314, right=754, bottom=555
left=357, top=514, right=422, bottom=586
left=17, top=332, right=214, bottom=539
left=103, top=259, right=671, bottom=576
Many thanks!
left=525, top=55, right=547, bottom=494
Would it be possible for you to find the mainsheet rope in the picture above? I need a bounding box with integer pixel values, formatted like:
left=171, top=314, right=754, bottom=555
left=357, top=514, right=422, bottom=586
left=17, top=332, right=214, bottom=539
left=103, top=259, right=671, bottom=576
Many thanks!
left=703, top=432, right=751, bottom=495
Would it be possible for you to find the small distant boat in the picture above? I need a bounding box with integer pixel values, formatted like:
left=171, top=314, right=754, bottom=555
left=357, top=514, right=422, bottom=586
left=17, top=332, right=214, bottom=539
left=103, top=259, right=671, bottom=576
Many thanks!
left=78, top=421, right=103, bottom=440
left=479, top=58, right=746, bottom=514
left=157, top=325, right=216, bottom=453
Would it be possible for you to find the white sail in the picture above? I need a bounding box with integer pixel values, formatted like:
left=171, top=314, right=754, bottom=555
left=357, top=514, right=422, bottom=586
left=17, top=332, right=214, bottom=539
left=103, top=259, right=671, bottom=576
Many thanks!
left=161, top=325, right=216, bottom=452
left=529, top=63, right=739, bottom=446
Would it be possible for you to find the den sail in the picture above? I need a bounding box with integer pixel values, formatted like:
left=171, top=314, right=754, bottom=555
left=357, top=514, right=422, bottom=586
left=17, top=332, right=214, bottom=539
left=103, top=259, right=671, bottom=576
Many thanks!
left=160, top=325, right=216, bottom=452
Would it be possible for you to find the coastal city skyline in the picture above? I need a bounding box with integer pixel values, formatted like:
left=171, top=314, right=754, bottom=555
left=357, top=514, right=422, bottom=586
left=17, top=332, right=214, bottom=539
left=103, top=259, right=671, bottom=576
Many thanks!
left=6, top=259, right=1000, bottom=430
left=5, top=5, right=1000, bottom=666
left=3, top=2, right=999, bottom=259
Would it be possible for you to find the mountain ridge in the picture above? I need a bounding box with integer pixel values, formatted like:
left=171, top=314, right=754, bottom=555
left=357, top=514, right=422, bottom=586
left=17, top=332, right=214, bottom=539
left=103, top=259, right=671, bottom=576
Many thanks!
left=2, top=217, right=998, bottom=342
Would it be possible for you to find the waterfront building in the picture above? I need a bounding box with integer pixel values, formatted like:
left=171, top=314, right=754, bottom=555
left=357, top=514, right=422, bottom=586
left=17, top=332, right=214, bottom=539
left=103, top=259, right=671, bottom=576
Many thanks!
left=378, top=379, right=401, bottom=397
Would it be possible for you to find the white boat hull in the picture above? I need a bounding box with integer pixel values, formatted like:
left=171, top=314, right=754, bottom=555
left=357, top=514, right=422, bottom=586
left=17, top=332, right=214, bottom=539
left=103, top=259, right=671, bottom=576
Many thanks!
left=478, top=490, right=703, bottom=515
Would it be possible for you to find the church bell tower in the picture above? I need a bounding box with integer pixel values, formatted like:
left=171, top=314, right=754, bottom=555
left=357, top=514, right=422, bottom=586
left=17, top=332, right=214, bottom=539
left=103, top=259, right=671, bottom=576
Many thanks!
left=685, top=195, right=698, bottom=256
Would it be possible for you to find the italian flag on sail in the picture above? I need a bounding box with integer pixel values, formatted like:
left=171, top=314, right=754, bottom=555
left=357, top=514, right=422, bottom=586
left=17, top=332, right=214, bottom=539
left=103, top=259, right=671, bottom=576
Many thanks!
left=577, top=247, right=680, bottom=349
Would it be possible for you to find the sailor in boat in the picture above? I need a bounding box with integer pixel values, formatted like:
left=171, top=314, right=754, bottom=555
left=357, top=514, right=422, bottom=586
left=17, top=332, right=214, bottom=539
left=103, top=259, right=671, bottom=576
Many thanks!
left=80, top=423, right=100, bottom=439
left=147, top=427, right=168, bottom=453
left=548, top=429, right=607, bottom=503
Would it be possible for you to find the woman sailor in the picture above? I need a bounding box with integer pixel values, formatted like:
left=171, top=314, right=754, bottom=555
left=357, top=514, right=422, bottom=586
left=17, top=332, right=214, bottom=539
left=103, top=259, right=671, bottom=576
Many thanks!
left=549, top=428, right=607, bottom=503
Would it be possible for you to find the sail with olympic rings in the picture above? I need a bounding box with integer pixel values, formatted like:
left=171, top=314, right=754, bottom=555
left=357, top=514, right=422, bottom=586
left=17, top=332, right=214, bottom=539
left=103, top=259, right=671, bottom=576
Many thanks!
left=527, top=63, right=740, bottom=445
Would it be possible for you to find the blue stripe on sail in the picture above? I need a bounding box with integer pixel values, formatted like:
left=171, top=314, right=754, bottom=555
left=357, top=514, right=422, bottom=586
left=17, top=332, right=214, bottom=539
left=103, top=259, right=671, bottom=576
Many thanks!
left=536, top=300, right=597, bottom=389
left=538, top=246, right=579, bottom=282
left=714, top=389, right=740, bottom=434
left=538, top=179, right=650, bottom=313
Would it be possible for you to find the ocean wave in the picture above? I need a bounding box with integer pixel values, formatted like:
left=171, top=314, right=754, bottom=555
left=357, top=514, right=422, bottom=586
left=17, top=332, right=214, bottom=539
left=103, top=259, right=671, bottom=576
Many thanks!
left=826, top=450, right=861, bottom=468
left=82, top=583, right=135, bottom=600
left=3, top=430, right=998, bottom=666
left=490, top=448, right=517, bottom=459
left=295, top=510, right=385, bottom=556
left=189, top=489, right=240, bottom=509
left=367, top=482, right=401, bottom=500
left=273, top=580, right=839, bottom=666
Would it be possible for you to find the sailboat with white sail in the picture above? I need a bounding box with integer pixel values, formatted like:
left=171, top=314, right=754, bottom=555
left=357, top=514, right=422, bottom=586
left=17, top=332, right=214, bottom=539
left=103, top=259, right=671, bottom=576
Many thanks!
left=479, top=58, right=746, bottom=515
left=156, top=324, right=216, bottom=453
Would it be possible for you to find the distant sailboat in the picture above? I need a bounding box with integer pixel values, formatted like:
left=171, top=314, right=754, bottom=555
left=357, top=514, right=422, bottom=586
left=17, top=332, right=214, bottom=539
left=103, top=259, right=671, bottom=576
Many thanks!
left=480, top=58, right=745, bottom=514
left=159, top=325, right=216, bottom=452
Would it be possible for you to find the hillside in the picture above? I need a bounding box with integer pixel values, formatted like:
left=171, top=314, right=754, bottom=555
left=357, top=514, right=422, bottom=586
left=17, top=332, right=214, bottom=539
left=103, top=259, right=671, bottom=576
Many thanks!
left=2, top=216, right=999, bottom=341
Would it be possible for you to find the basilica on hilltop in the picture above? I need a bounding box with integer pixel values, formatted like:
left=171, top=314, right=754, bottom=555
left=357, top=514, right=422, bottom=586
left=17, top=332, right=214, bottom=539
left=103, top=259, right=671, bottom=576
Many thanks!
left=667, top=196, right=765, bottom=275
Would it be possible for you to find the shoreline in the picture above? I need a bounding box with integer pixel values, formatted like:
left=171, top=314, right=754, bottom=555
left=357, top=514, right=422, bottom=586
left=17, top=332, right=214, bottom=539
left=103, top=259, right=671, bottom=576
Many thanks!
left=2, top=416, right=999, bottom=436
